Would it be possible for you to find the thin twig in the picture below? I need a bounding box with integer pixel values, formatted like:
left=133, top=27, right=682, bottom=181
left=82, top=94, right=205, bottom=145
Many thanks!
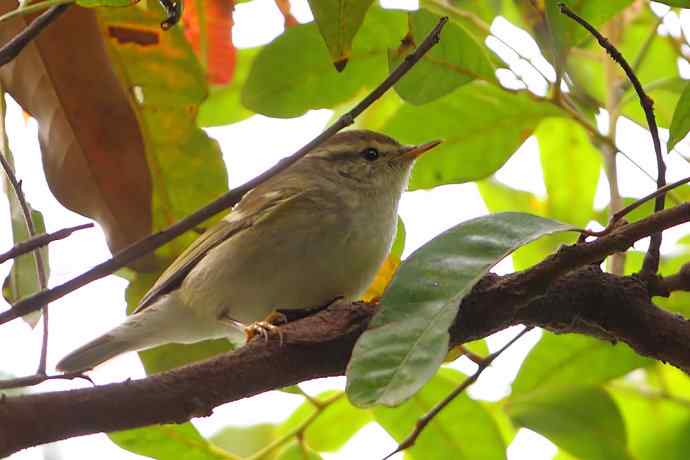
left=0, top=3, right=71, bottom=67
left=0, top=223, right=93, bottom=264
left=559, top=3, right=667, bottom=276
left=0, top=96, right=49, bottom=375
left=0, top=17, right=449, bottom=326
left=0, top=369, right=93, bottom=390
left=382, top=327, right=532, bottom=460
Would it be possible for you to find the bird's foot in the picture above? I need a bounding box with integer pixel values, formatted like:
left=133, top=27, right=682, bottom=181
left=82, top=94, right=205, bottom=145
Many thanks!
left=244, top=311, right=288, bottom=345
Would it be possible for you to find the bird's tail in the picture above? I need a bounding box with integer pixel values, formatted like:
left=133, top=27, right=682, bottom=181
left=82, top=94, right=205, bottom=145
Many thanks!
left=56, top=295, right=211, bottom=373
left=56, top=333, right=140, bottom=373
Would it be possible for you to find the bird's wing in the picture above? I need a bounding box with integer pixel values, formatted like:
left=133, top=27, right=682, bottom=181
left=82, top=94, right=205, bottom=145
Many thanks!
left=133, top=187, right=301, bottom=313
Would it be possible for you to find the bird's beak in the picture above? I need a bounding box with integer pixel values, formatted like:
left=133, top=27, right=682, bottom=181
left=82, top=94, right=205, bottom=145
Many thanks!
left=400, top=140, right=443, bottom=159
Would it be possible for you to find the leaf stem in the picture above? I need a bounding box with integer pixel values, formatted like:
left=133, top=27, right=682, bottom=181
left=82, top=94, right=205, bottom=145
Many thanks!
left=0, top=0, right=73, bottom=25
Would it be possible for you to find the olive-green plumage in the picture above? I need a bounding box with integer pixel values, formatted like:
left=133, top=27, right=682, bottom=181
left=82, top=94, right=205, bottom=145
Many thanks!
left=57, top=130, right=440, bottom=372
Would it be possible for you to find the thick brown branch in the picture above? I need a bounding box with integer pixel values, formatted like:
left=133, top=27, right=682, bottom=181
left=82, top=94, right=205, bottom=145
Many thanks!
left=1, top=203, right=690, bottom=456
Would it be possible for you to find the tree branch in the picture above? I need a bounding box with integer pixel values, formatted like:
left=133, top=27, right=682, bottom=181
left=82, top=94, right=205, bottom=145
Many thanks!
left=559, top=3, right=666, bottom=275
left=0, top=16, right=449, bottom=327
left=1, top=202, right=690, bottom=456
left=0, top=222, right=93, bottom=264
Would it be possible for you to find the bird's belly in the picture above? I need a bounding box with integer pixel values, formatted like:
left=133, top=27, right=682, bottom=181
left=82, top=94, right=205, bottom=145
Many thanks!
left=180, top=214, right=394, bottom=324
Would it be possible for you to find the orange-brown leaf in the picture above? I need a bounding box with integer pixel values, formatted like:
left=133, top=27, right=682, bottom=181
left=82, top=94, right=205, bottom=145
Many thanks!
left=0, top=6, right=153, bottom=257
left=182, top=0, right=236, bottom=85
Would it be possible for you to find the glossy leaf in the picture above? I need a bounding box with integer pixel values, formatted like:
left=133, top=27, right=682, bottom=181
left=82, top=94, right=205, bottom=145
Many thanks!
left=278, top=391, right=372, bottom=452
left=389, top=9, right=494, bottom=105
left=109, top=423, right=232, bottom=460
left=347, top=212, right=573, bottom=407
left=383, top=82, right=564, bottom=190
left=507, top=387, right=632, bottom=460
left=210, top=423, right=277, bottom=458
left=512, top=332, right=651, bottom=397
left=668, top=82, right=690, bottom=151
left=198, top=47, right=258, bottom=127
left=537, top=118, right=602, bottom=226
left=307, top=0, right=375, bottom=70
left=242, top=6, right=405, bottom=117
left=374, top=368, right=506, bottom=460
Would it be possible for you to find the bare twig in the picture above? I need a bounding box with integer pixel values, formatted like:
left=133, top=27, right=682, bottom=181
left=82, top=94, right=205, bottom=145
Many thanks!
left=653, top=263, right=690, bottom=296
left=0, top=3, right=70, bottom=67
left=158, top=0, right=182, bottom=30
left=0, top=98, right=49, bottom=375
left=559, top=3, right=667, bottom=276
left=582, top=176, right=690, bottom=239
left=382, top=327, right=531, bottom=460
left=0, top=223, right=93, bottom=264
left=0, top=370, right=93, bottom=390
left=0, top=16, right=449, bottom=326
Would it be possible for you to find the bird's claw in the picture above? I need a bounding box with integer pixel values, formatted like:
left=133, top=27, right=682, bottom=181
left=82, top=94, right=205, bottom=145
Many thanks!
left=244, top=311, right=288, bottom=345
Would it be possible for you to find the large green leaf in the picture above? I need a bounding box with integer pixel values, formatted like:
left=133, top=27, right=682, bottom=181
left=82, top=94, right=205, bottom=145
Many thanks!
left=109, top=423, right=234, bottom=460
left=374, top=368, right=506, bottom=460
left=611, top=385, right=690, bottom=460
left=197, top=47, right=258, bottom=127
left=668, top=82, right=690, bottom=151
left=277, top=391, right=372, bottom=452
left=512, top=332, right=651, bottom=397
left=276, top=441, right=323, bottom=460
left=389, top=9, right=495, bottom=105
left=346, top=212, right=573, bottom=407
left=537, top=118, right=602, bottom=226
left=210, top=424, right=277, bottom=459
left=383, top=82, right=564, bottom=190
left=307, top=0, right=375, bottom=70
left=507, top=387, right=633, bottom=460
left=242, top=7, right=405, bottom=117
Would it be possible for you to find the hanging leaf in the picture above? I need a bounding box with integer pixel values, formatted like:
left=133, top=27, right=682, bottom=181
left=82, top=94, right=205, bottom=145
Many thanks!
left=668, top=82, right=690, bottom=152
left=389, top=9, right=495, bottom=105
left=374, top=368, right=506, bottom=460
left=346, top=212, right=574, bottom=407
left=307, top=0, right=375, bottom=71
left=383, top=81, right=565, bottom=190
left=109, top=423, right=232, bottom=460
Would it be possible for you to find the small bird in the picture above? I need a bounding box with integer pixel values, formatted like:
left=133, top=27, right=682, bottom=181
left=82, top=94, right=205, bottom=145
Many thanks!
left=57, top=130, right=440, bottom=372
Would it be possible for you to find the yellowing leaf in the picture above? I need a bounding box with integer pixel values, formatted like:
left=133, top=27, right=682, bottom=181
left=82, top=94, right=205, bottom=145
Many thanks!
left=362, top=255, right=400, bottom=302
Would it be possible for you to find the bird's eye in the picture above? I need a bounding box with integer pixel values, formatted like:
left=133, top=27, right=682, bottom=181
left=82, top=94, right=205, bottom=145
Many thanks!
left=362, top=148, right=380, bottom=161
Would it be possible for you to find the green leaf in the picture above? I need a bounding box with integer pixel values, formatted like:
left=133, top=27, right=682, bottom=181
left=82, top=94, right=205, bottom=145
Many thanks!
left=77, top=0, right=134, bottom=6
left=210, top=424, right=277, bottom=458
left=1, top=142, right=48, bottom=328
left=197, top=47, right=258, bottom=127
left=109, top=423, right=234, bottom=460
left=512, top=332, right=651, bottom=397
left=242, top=7, right=405, bottom=117
left=389, top=9, right=494, bottom=105
left=307, top=0, right=375, bottom=70
left=2, top=208, right=48, bottom=328
left=278, top=391, right=372, bottom=452
left=374, top=368, right=506, bottom=460
left=383, top=82, right=564, bottom=189
left=545, top=0, right=633, bottom=51
left=537, top=118, right=602, bottom=226
left=391, top=217, right=406, bottom=260
left=507, top=387, right=632, bottom=460
left=668, top=82, right=690, bottom=151
left=346, top=212, right=574, bottom=407
left=653, top=1, right=690, bottom=7
left=611, top=385, right=690, bottom=460
left=276, top=441, right=323, bottom=460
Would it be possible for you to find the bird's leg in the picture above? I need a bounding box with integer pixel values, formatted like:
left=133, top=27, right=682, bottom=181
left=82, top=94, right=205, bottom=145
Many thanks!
left=244, top=311, right=288, bottom=345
